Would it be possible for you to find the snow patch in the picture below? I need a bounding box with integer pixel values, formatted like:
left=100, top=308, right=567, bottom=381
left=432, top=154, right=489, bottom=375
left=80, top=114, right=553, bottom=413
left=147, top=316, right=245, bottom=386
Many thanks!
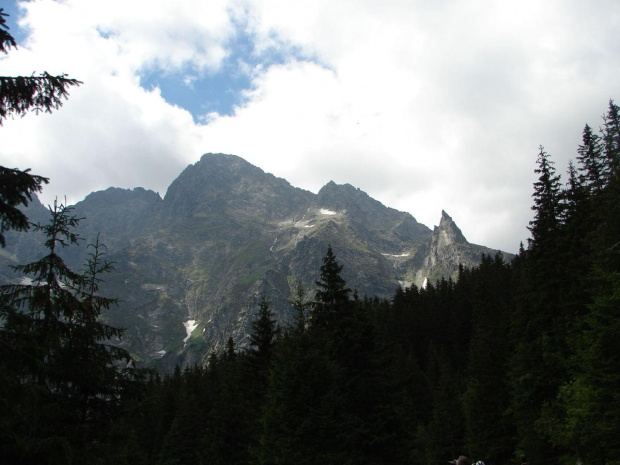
left=183, top=319, right=198, bottom=346
left=381, top=253, right=410, bottom=258
left=422, top=278, right=429, bottom=289
left=270, top=237, right=278, bottom=252
left=319, top=208, right=337, bottom=215
left=155, top=350, right=166, bottom=358
left=142, top=283, right=167, bottom=292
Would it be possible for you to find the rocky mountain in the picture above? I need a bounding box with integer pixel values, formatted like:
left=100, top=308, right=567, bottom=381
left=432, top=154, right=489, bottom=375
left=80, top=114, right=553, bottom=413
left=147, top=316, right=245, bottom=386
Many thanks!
left=1, top=153, right=511, bottom=371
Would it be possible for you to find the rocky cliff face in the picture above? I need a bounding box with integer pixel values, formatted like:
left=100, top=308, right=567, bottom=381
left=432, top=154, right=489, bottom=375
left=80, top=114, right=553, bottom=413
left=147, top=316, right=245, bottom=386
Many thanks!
left=415, top=210, right=502, bottom=284
left=1, top=153, right=511, bottom=371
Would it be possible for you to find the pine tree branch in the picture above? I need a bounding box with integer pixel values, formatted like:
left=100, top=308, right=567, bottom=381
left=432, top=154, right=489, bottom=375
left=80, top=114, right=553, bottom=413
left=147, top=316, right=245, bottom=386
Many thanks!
left=0, top=8, right=17, bottom=54
left=0, top=73, right=83, bottom=124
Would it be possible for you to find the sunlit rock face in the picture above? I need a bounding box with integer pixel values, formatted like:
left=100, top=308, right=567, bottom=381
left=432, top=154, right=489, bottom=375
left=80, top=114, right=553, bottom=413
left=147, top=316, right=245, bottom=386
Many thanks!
left=418, top=210, right=508, bottom=284
left=1, top=154, right=511, bottom=372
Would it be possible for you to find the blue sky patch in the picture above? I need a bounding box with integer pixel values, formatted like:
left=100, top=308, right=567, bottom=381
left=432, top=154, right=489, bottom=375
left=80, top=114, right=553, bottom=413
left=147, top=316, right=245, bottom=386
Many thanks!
left=137, top=24, right=317, bottom=122
left=139, top=65, right=252, bottom=120
left=2, top=1, right=28, bottom=46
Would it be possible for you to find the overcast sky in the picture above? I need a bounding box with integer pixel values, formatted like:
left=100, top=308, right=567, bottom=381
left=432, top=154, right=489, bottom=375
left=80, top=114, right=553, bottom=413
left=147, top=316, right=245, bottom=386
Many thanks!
left=2, top=0, right=619, bottom=253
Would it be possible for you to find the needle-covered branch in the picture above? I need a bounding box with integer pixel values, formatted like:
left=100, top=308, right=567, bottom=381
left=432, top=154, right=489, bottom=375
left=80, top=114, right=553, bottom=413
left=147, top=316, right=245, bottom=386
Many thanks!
left=0, top=73, right=82, bottom=124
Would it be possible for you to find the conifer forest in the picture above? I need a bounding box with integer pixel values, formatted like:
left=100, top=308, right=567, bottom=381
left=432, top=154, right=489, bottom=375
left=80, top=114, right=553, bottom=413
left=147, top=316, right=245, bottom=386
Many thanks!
left=0, top=100, right=619, bottom=465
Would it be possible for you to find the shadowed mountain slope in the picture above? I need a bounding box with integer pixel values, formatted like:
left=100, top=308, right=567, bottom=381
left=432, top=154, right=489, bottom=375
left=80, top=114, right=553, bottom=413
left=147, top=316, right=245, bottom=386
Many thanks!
left=1, top=153, right=511, bottom=371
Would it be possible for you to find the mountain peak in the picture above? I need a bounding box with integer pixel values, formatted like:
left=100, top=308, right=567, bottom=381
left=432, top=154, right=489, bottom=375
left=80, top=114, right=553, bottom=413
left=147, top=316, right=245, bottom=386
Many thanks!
left=163, top=153, right=313, bottom=219
left=435, top=210, right=467, bottom=244
left=317, top=181, right=367, bottom=208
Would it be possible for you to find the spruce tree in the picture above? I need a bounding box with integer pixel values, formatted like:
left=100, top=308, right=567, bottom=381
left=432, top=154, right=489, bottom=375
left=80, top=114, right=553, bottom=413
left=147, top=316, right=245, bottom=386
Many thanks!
left=528, top=146, right=563, bottom=247
left=508, top=147, right=569, bottom=464
left=225, top=336, right=236, bottom=360
left=289, top=277, right=309, bottom=334
left=603, top=100, right=620, bottom=182
left=0, top=201, right=134, bottom=463
left=576, top=124, right=606, bottom=193
left=249, top=294, right=278, bottom=362
left=311, top=245, right=351, bottom=329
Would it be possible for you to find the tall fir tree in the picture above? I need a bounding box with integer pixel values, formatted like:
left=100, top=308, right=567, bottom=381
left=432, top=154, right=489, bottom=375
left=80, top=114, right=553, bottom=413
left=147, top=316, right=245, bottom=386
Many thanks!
left=508, top=147, right=569, bottom=464
left=289, top=277, right=309, bottom=334
left=311, top=245, right=351, bottom=329
left=529, top=146, right=563, bottom=248
left=249, top=294, right=278, bottom=362
left=576, top=124, right=606, bottom=193
left=602, top=100, right=620, bottom=182
left=0, top=201, right=134, bottom=464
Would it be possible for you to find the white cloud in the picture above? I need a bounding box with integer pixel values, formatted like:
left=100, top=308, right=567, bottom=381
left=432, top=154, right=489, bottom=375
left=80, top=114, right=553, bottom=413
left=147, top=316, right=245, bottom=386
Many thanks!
left=1, top=0, right=619, bottom=253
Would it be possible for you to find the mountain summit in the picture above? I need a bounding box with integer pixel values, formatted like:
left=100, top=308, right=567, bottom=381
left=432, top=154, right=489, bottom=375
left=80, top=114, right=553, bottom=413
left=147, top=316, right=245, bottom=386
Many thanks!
left=2, top=153, right=510, bottom=370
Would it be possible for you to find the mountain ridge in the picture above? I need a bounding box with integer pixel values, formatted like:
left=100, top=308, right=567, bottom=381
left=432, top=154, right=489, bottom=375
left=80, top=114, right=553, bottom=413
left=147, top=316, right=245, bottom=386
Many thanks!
left=2, top=153, right=512, bottom=370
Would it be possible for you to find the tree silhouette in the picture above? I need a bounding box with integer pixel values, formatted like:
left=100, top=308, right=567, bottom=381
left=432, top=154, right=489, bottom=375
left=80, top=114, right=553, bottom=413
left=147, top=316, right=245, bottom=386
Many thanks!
left=0, top=8, right=81, bottom=247
left=311, top=245, right=351, bottom=329
left=0, top=201, right=134, bottom=463
left=0, top=9, right=81, bottom=124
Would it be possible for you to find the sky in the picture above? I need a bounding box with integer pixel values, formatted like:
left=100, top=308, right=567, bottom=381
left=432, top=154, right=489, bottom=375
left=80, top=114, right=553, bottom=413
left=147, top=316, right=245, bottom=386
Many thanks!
left=1, top=0, right=619, bottom=253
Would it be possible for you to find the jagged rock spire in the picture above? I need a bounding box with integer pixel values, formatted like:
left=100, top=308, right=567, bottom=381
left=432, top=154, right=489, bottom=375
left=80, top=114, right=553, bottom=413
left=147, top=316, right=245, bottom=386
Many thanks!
left=436, top=210, right=467, bottom=246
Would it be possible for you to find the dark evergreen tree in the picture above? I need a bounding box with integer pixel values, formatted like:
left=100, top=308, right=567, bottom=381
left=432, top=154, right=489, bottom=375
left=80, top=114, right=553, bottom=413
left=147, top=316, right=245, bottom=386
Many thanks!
left=507, top=147, right=570, bottom=464
left=0, top=166, right=49, bottom=247
left=0, top=201, right=135, bottom=464
left=289, top=277, right=309, bottom=334
left=576, top=123, right=606, bottom=193
left=602, top=100, right=620, bottom=182
left=249, top=294, right=278, bottom=362
left=0, top=9, right=81, bottom=124
left=311, top=245, right=351, bottom=329
left=528, top=146, right=563, bottom=247
left=225, top=335, right=236, bottom=360
left=0, top=9, right=79, bottom=249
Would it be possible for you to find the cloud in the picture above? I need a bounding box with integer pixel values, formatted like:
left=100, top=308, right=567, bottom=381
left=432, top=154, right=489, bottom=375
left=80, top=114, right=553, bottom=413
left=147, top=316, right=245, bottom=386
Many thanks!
left=1, top=0, right=619, bottom=254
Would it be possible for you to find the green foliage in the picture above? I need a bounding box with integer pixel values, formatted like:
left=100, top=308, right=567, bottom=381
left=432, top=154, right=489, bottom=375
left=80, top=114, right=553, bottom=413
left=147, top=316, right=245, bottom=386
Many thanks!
left=0, top=8, right=81, bottom=125
left=0, top=166, right=49, bottom=247
left=289, top=276, right=309, bottom=334
left=311, top=245, right=351, bottom=329
left=0, top=201, right=139, bottom=463
left=0, top=72, right=82, bottom=123
left=249, top=294, right=278, bottom=361
left=0, top=8, right=17, bottom=53
left=529, top=146, right=562, bottom=248
left=0, top=8, right=78, bottom=250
